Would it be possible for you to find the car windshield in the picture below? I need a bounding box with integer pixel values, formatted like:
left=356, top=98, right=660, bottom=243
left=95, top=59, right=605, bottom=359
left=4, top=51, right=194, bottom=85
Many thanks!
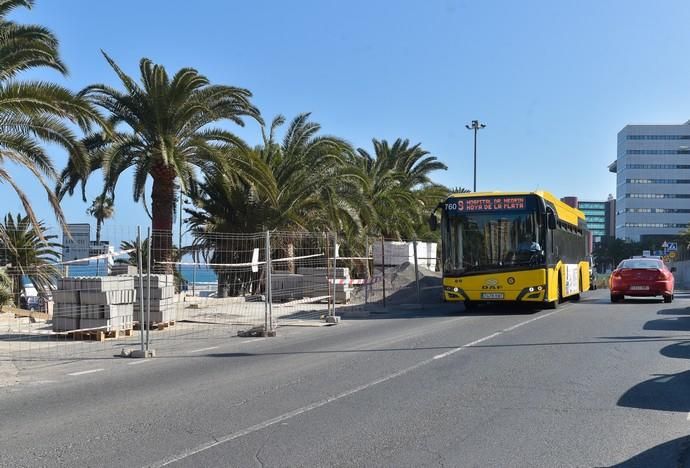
left=618, top=259, right=663, bottom=270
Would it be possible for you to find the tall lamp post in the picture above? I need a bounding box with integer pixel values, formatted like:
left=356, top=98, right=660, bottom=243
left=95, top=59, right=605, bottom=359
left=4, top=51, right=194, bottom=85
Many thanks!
left=465, top=120, right=486, bottom=192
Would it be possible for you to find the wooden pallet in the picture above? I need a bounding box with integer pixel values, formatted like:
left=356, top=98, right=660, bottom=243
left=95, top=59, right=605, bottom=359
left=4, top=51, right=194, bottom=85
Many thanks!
left=134, top=320, right=176, bottom=331
left=67, top=328, right=134, bottom=342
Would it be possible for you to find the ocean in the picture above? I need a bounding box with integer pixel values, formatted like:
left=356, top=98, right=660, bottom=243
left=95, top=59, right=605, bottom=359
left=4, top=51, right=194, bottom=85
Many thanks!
left=65, top=262, right=218, bottom=284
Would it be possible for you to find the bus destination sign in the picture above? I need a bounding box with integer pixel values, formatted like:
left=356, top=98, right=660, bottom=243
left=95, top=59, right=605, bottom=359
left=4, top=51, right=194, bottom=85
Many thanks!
left=445, top=196, right=527, bottom=213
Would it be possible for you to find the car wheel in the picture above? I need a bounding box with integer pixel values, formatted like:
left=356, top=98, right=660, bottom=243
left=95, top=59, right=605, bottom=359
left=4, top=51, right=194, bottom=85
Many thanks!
left=664, top=294, right=673, bottom=303
left=610, top=294, right=622, bottom=303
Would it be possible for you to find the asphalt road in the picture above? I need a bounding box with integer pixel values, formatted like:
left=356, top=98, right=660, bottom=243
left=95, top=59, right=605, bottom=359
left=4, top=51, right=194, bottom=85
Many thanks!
left=2, top=289, right=690, bottom=467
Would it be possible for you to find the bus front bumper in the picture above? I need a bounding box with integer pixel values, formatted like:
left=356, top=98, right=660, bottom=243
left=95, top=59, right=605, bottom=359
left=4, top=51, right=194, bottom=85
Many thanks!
left=443, top=285, right=547, bottom=303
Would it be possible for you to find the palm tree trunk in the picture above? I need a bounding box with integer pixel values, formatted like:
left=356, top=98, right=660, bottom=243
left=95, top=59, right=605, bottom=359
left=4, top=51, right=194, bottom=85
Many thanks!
left=96, top=220, right=101, bottom=275
left=12, top=273, right=21, bottom=309
left=151, top=171, right=176, bottom=274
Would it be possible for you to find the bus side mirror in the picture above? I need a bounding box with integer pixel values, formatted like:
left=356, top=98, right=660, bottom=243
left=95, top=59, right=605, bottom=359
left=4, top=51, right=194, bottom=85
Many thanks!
left=547, top=212, right=557, bottom=230
left=428, top=214, right=438, bottom=231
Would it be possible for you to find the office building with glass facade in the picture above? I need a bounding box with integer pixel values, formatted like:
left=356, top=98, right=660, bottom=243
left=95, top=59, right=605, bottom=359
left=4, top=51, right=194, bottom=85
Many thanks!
left=610, top=122, right=690, bottom=241
left=578, top=201, right=607, bottom=242
left=560, top=196, right=615, bottom=244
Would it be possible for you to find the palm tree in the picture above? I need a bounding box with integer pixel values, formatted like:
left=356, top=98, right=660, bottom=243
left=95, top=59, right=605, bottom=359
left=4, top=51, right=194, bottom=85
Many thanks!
left=355, top=139, right=448, bottom=240
left=0, top=266, right=12, bottom=311
left=86, top=194, right=113, bottom=274
left=115, top=239, right=148, bottom=273
left=86, top=194, right=114, bottom=245
left=185, top=113, right=359, bottom=296
left=60, top=53, right=263, bottom=272
left=0, top=213, right=60, bottom=305
left=0, top=0, right=102, bottom=231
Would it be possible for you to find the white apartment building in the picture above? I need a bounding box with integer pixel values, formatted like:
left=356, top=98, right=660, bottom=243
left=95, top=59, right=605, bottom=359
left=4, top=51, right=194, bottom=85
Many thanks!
left=611, top=122, right=690, bottom=241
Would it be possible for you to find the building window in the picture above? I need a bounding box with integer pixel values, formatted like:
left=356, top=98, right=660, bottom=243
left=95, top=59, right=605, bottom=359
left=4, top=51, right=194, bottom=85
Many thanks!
left=626, top=149, right=690, bottom=154
left=626, top=179, right=690, bottom=184
left=625, top=164, right=690, bottom=170
left=627, top=135, right=690, bottom=140
left=624, top=223, right=688, bottom=228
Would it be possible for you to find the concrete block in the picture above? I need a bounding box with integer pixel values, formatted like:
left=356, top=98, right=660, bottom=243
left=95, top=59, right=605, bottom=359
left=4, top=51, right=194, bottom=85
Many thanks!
left=134, top=297, right=174, bottom=312
left=52, top=316, right=79, bottom=332
left=271, top=273, right=304, bottom=301
left=79, top=289, right=136, bottom=305
left=81, top=315, right=133, bottom=332
left=52, top=290, right=79, bottom=304
left=81, top=276, right=135, bottom=292
left=131, top=274, right=174, bottom=288
left=110, top=265, right=138, bottom=276
left=53, top=303, right=81, bottom=318
left=135, top=285, right=174, bottom=300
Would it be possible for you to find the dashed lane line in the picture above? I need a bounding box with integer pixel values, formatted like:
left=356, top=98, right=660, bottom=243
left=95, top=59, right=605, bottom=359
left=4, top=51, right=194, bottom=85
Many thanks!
left=67, top=368, right=104, bottom=376
left=190, top=346, right=220, bottom=353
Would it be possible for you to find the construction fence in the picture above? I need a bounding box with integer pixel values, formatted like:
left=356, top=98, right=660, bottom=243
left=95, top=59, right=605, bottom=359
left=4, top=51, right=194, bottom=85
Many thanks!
left=0, top=227, right=442, bottom=366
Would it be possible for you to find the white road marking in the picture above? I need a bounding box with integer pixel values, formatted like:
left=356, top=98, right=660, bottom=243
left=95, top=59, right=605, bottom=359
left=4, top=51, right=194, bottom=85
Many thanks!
left=127, top=360, right=152, bottom=366
left=433, top=332, right=502, bottom=360
left=241, top=338, right=264, bottom=344
left=686, top=412, right=690, bottom=421
left=67, top=368, right=104, bottom=376
left=148, top=308, right=565, bottom=468
left=190, top=346, right=220, bottom=353
left=432, top=308, right=566, bottom=360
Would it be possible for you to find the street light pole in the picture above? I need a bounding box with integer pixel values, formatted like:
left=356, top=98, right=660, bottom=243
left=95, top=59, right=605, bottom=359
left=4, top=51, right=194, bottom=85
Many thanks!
left=465, top=120, right=486, bottom=192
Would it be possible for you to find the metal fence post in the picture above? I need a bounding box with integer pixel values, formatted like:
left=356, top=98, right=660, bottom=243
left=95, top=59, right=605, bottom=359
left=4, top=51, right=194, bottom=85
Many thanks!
left=365, top=237, right=370, bottom=305
left=324, top=232, right=331, bottom=317
left=264, top=232, right=269, bottom=335
left=137, top=226, right=144, bottom=353
left=265, top=231, right=273, bottom=335
left=146, top=228, right=152, bottom=351
left=381, top=236, right=386, bottom=308
left=332, top=232, right=337, bottom=318
left=413, top=237, right=421, bottom=304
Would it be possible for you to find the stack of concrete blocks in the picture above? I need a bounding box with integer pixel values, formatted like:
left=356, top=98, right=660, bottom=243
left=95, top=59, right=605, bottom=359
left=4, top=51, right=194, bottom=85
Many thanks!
left=297, top=267, right=351, bottom=304
left=270, top=273, right=304, bottom=302
left=52, top=278, right=82, bottom=332
left=110, top=264, right=138, bottom=276
left=373, top=241, right=438, bottom=271
left=52, top=277, right=136, bottom=333
left=79, top=277, right=135, bottom=332
left=132, top=274, right=175, bottom=324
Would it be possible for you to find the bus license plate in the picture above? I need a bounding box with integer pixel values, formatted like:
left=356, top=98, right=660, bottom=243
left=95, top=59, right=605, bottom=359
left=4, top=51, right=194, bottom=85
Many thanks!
left=481, top=293, right=504, bottom=299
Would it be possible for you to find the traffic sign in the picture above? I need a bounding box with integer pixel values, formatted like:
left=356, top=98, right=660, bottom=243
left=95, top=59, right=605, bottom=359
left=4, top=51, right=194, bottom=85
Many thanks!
left=667, top=242, right=678, bottom=252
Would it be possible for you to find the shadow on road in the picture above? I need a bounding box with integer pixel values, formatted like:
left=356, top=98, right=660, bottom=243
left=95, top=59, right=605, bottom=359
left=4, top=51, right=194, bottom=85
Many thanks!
left=606, top=435, right=690, bottom=467
left=338, top=302, right=540, bottom=320
left=659, top=339, right=690, bottom=360
left=618, top=369, right=690, bottom=412
left=643, top=316, right=690, bottom=332
left=657, top=306, right=690, bottom=316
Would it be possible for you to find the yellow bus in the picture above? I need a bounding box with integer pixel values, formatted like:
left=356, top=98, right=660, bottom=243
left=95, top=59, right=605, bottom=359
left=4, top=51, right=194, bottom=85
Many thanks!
left=430, top=191, right=591, bottom=309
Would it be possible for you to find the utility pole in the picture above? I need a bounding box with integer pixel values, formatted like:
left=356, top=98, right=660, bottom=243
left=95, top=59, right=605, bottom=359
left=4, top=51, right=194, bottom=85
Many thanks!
left=465, top=120, right=486, bottom=192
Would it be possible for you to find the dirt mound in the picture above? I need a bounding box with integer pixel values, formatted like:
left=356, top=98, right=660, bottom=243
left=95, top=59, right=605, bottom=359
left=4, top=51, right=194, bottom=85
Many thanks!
left=351, top=262, right=442, bottom=305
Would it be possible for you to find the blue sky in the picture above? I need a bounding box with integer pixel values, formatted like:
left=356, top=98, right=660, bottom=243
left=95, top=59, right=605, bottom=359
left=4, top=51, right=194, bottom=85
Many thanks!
left=5, top=0, right=690, bottom=237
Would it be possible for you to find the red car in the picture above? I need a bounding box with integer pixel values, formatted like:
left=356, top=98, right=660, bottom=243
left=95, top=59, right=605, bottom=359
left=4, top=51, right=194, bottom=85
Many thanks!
left=610, top=258, right=676, bottom=303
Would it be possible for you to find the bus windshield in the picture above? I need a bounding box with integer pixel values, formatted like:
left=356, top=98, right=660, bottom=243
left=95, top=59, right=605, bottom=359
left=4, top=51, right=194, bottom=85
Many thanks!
left=443, top=210, right=544, bottom=275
